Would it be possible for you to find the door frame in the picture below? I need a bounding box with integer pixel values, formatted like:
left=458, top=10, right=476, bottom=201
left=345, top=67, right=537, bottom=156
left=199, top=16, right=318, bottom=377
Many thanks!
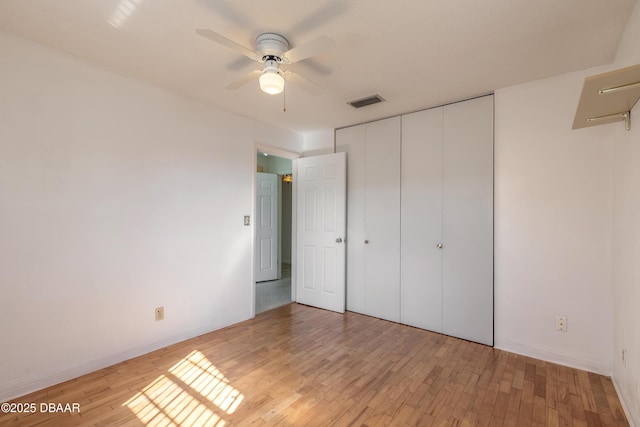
left=251, top=143, right=300, bottom=317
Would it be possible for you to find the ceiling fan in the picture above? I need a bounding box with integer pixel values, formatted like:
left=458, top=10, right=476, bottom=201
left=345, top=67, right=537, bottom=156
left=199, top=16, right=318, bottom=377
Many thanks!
left=195, top=29, right=335, bottom=95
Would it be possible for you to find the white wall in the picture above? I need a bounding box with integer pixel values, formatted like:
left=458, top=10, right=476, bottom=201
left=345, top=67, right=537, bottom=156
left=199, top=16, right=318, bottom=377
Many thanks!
left=301, top=129, right=334, bottom=156
left=611, top=2, right=640, bottom=425
left=611, top=98, right=640, bottom=427
left=0, top=32, right=302, bottom=401
left=494, top=68, right=614, bottom=374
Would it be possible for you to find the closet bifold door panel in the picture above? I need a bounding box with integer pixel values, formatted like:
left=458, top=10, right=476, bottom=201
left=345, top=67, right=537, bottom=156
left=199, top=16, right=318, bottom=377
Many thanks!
left=400, top=107, right=444, bottom=331
left=442, top=95, right=494, bottom=346
left=336, top=124, right=367, bottom=315
left=364, top=117, right=401, bottom=322
left=336, top=117, right=401, bottom=323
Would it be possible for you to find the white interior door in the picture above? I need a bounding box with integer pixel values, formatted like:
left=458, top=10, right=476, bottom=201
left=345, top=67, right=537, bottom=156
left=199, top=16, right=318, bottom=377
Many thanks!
left=255, top=172, right=278, bottom=282
left=295, top=152, right=346, bottom=313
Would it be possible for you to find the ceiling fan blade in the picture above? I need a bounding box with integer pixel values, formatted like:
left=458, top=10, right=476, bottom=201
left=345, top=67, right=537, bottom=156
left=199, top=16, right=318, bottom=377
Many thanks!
left=195, top=28, right=258, bottom=61
left=284, top=71, right=323, bottom=95
left=227, top=56, right=255, bottom=71
left=299, top=58, right=333, bottom=76
left=196, top=0, right=256, bottom=29
left=225, top=69, right=261, bottom=90
left=287, top=0, right=349, bottom=36
left=283, top=36, right=335, bottom=64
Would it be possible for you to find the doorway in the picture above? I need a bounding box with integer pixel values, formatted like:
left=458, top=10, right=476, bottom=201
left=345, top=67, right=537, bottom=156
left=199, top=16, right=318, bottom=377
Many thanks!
left=255, top=151, right=293, bottom=313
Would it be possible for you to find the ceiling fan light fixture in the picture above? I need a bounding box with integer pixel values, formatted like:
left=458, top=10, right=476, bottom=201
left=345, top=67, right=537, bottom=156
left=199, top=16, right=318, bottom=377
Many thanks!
left=196, top=29, right=331, bottom=96
left=259, top=69, right=284, bottom=95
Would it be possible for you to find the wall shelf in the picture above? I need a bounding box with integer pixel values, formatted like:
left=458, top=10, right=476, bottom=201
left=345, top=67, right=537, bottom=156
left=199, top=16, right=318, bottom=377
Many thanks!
left=573, top=63, right=640, bottom=131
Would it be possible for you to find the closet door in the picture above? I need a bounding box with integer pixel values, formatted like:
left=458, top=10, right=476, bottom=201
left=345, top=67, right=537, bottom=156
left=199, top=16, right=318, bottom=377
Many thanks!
left=336, top=125, right=367, bottom=314
left=400, top=107, right=444, bottom=331
left=364, top=117, right=401, bottom=322
left=336, top=117, right=401, bottom=322
left=442, top=96, right=494, bottom=346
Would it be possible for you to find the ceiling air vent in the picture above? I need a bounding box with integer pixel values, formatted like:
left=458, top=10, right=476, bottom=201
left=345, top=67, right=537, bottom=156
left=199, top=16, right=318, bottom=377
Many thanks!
left=347, top=94, right=385, bottom=109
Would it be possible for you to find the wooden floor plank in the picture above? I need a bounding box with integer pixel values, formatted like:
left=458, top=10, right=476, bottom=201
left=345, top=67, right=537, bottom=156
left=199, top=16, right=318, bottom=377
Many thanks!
left=3, top=304, right=630, bottom=426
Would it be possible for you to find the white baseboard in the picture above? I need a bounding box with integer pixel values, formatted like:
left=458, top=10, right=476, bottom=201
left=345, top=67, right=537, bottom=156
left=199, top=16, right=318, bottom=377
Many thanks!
left=612, top=376, right=639, bottom=427
left=0, top=314, right=250, bottom=403
left=494, top=339, right=611, bottom=376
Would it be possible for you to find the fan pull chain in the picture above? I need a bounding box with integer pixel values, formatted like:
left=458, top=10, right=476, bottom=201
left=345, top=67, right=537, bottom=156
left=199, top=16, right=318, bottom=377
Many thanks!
left=283, top=83, right=287, bottom=112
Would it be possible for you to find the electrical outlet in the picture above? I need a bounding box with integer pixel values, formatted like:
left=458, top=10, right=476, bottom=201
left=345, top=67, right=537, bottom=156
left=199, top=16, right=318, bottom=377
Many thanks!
left=155, top=306, right=164, bottom=321
left=244, top=215, right=250, bottom=226
left=622, top=349, right=627, bottom=367
left=555, top=316, right=568, bottom=332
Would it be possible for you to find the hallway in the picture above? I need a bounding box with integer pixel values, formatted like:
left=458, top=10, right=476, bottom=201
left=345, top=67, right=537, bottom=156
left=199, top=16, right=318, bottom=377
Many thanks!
left=256, top=263, right=291, bottom=313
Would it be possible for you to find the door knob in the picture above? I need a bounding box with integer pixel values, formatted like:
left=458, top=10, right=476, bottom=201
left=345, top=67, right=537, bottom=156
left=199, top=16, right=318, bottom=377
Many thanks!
left=364, top=240, right=369, bottom=244
left=436, top=243, right=443, bottom=249
left=336, top=237, right=343, bottom=243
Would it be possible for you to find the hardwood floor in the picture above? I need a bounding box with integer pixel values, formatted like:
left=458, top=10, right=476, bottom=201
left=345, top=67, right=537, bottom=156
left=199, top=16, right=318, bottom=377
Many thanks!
left=1, top=304, right=629, bottom=426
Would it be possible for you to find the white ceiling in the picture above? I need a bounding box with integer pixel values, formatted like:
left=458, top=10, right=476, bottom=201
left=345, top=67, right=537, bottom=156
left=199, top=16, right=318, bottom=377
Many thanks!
left=0, top=0, right=636, bottom=134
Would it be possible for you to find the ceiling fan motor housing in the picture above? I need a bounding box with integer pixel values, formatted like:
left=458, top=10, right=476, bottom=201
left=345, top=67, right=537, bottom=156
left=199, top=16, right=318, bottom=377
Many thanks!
left=263, top=59, right=281, bottom=73
left=256, top=33, right=289, bottom=62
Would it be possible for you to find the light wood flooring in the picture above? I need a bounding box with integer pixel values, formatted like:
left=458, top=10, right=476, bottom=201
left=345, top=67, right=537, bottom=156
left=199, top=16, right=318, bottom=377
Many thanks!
left=1, top=303, right=629, bottom=426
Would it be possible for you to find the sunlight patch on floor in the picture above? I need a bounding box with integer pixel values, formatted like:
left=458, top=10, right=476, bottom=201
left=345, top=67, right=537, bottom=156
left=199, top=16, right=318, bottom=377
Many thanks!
left=124, top=350, right=243, bottom=426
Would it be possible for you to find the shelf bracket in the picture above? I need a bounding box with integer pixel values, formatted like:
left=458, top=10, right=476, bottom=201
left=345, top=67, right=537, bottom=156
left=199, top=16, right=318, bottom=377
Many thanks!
left=572, top=64, right=640, bottom=131
left=599, top=80, right=640, bottom=95
left=587, top=111, right=631, bottom=131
